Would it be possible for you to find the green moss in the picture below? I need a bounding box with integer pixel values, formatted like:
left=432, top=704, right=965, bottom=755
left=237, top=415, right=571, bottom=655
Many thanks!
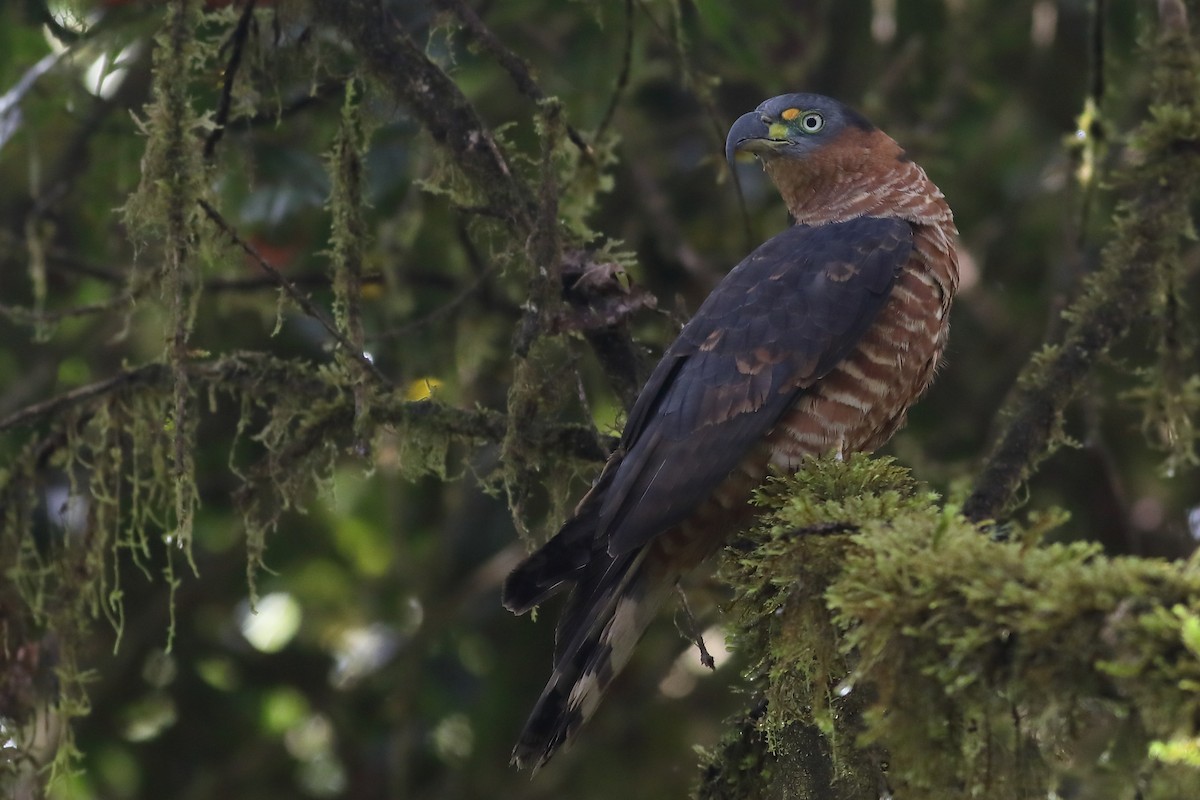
left=532, top=102, right=619, bottom=244
left=326, top=77, right=371, bottom=345
left=718, top=454, right=1200, bottom=799
left=120, top=0, right=227, bottom=577
left=325, top=77, right=374, bottom=440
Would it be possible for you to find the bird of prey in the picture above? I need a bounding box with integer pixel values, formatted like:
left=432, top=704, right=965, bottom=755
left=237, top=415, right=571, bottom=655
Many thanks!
left=502, top=93, right=959, bottom=771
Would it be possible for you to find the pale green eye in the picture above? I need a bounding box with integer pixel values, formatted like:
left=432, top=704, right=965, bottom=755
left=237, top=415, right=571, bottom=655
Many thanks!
left=799, top=111, right=825, bottom=133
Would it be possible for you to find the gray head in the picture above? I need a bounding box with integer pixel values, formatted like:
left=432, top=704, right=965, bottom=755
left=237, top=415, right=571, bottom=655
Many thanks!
left=725, top=93, right=876, bottom=166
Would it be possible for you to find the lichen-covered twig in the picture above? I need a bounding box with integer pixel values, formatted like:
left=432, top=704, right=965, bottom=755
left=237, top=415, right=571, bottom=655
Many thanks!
left=0, top=354, right=612, bottom=463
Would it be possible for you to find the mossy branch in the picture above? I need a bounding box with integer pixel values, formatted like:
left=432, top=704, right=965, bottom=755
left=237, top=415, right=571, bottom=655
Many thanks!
left=964, top=2, right=1200, bottom=523
left=0, top=355, right=611, bottom=462
left=309, top=0, right=535, bottom=232
left=432, top=0, right=592, bottom=157
left=714, top=454, right=1200, bottom=799
left=306, top=0, right=647, bottom=413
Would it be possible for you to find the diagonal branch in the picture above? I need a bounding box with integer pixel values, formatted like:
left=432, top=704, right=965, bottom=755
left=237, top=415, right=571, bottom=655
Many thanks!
left=203, top=0, right=258, bottom=159
left=432, top=0, right=592, bottom=157
left=310, top=0, right=534, bottom=232
left=197, top=198, right=388, bottom=385
left=964, top=2, right=1200, bottom=523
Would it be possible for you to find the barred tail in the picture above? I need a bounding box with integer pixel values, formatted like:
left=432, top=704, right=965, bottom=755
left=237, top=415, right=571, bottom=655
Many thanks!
left=509, top=546, right=675, bottom=771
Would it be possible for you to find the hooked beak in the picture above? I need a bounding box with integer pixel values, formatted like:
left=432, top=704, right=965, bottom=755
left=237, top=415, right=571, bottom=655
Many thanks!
left=725, top=111, right=788, bottom=166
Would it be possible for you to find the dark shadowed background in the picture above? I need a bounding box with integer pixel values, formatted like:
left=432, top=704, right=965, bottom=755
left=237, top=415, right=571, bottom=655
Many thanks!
left=1, top=1, right=1198, bottom=798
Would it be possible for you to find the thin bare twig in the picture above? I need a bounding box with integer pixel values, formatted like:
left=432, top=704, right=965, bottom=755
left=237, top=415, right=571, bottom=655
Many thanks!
left=197, top=198, right=388, bottom=384
left=203, top=0, right=258, bottom=160
left=596, top=0, right=634, bottom=141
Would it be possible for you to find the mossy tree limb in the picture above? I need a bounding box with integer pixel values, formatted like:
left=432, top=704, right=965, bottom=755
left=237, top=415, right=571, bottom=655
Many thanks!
left=309, top=0, right=535, bottom=232
left=964, top=1, right=1200, bottom=523
left=0, top=355, right=612, bottom=465
left=308, top=0, right=645, bottom=422
left=714, top=455, right=1200, bottom=799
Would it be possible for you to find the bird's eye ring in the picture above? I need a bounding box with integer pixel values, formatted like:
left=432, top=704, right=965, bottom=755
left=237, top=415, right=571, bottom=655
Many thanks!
left=800, top=112, right=825, bottom=133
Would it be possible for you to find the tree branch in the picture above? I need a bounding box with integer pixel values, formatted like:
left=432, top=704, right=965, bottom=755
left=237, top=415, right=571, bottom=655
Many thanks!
left=964, top=4, right=1200, bottom=522
left=203, top=0, right=257, bottom=159
left=198, top=198, right=388, bottom=385
left=0, top=354, right=611, bottom=463
left=432, top=0, right=592, bottom=157
left=310, top=0, right=534, bottom=232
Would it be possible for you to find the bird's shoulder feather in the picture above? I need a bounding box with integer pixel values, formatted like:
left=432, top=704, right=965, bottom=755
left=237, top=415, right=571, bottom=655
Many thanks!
left=601, top=216, right=914, bottom=555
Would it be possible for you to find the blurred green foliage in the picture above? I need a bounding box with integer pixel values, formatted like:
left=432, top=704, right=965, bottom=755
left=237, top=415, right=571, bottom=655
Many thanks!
left=0, top=1, right=1198, bottom=798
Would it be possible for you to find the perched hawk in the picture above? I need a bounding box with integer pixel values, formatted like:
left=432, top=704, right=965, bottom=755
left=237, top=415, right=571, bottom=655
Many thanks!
left=503, top=93, right=959, bottom=770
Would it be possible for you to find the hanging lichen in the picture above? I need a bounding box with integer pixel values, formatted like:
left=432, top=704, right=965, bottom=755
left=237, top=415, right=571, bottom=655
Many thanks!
left=325, top=76, right=374, bottom=436
left=121, top=0, right=218, bottom=583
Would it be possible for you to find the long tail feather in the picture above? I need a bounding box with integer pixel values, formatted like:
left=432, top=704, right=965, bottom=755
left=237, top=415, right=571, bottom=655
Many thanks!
left=502, top=513, right=598, bottom=614
left=510, top=547, right=674, bottom=771
left=503, top=461, right=623, bottom=614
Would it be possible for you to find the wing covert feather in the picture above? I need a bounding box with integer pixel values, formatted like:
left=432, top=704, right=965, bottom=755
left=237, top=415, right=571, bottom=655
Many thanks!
left=600, top=216, right=913, bottom=555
